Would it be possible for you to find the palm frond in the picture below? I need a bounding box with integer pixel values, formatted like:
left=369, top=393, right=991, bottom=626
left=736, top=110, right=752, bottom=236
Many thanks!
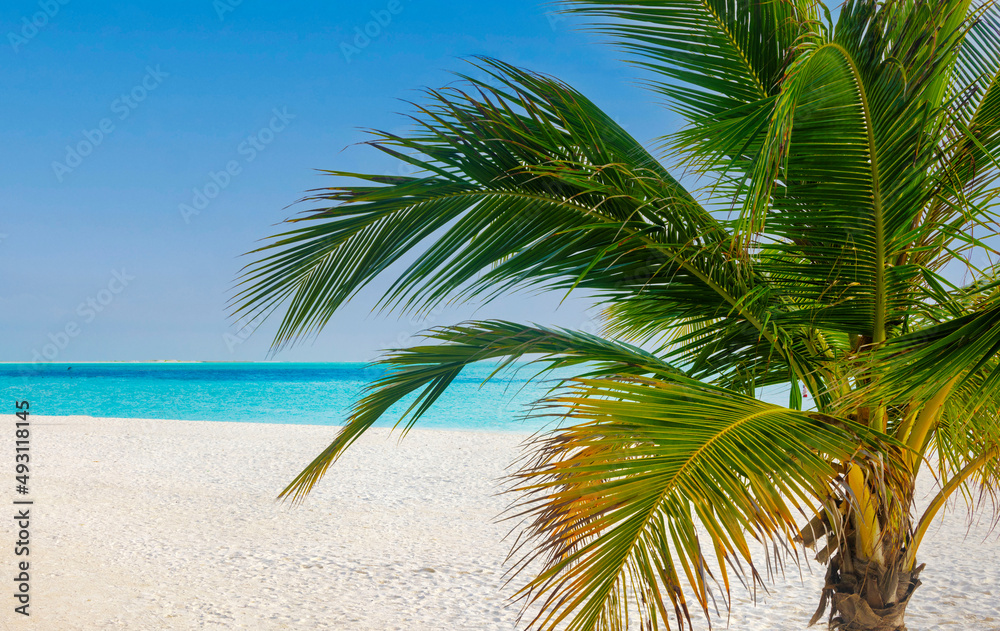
left=509, top=376, right=891, bottom=631
left=868, top=291, right=1000, bottom=407
left=232, top=58, right=718, bottom=350
left=563, top=0, right=807, bottom=119
left=278, top=321, right=684, bottom=503
left=234, top=4, right=1000, bottom=628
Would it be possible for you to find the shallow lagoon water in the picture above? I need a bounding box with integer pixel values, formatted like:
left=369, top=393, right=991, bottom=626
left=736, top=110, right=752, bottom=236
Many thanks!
left=0, top=362, right=561, bottom=431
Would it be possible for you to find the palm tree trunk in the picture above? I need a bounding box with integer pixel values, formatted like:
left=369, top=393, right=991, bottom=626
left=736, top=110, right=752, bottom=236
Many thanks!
left=811, top=537, right=924, bottom=630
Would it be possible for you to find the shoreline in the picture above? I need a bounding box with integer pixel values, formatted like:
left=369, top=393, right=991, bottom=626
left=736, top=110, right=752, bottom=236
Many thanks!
left=0, top=360, right=512, bottom=364
left=6, top=416, right=999, bottom=629
left=31, top=413, right=548, bottom=436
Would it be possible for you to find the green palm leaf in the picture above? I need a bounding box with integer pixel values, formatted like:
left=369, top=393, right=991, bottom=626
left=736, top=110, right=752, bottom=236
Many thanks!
left=509, top=376, right=889, bottom=631
left=232, top=58, right=716, bottom=349
left=278, top=321, right=684, bottom=503
left=235, top=1, right=1000, bottom=629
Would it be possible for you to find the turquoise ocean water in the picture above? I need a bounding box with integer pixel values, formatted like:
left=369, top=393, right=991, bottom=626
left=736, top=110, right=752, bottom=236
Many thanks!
left=0, top=362, right=563, bottom=432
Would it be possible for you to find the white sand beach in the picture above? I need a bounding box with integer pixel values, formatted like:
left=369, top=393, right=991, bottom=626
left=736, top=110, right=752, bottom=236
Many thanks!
left=4, top=416, right=999, bottom=630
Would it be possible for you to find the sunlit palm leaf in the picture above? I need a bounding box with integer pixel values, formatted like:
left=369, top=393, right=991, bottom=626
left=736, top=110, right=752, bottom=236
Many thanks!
left=868, top=291, right=1000, bottom=406
left=234, top=2, right=1000, bottom=629
left=233, top=58, right=719, bottom=349
left=233, top=57, right=818, bottom=403
left=278, top=321, right=685, bottom=503
left=509, top=376, right=889, bottom=631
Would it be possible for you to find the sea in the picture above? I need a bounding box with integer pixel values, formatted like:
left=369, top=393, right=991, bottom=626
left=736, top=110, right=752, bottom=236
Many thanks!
left=0, top=362, right=565, bottom=432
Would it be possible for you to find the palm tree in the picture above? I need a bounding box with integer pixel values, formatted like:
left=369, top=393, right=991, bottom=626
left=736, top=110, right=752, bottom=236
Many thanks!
left=233, top=1, right=1000, bottom=629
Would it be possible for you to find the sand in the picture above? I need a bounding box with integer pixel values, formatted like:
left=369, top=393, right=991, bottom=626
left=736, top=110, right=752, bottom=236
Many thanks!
left=2, top=416, right=998, bottom=630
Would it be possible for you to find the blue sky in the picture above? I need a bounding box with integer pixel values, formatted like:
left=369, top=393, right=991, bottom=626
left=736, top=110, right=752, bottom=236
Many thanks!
left=1, top=0, right=674, bottom=362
